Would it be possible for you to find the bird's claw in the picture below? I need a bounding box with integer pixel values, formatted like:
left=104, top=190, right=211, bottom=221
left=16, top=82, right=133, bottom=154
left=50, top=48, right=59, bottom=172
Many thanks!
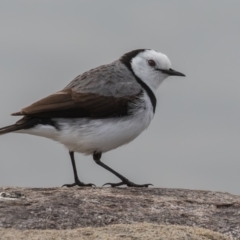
left=103, top=181, right=153, bottom=188
left=62, top=181, right=95, bottom=188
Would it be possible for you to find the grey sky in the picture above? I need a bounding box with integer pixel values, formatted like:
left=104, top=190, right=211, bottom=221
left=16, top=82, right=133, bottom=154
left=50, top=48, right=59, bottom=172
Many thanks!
left=0, top=1, right=240, bottom=194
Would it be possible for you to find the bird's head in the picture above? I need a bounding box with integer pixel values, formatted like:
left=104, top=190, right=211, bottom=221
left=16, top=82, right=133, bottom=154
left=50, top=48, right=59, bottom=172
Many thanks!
left=120, top=49, right=185, bottom=91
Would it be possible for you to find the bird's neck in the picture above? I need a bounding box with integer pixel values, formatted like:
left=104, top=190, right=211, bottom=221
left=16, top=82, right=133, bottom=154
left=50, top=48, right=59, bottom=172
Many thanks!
left=131, top=71, right=157, bottom=113
left=132, top=68, right=166, bottom=93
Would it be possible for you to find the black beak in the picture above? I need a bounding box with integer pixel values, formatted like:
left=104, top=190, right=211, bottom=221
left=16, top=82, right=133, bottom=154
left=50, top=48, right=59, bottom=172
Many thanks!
left=160, top=68, right=185, bottom=77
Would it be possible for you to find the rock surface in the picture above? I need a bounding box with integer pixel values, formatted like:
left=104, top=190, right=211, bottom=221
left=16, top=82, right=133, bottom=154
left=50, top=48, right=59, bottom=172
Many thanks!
left=0, top=187, right=239, bottom=239
left=0, top=223, right=230, bottom=240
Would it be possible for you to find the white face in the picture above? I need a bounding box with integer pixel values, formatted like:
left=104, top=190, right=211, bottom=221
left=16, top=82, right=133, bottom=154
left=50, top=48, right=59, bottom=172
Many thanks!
left=131, top=50, right=172, bottom=91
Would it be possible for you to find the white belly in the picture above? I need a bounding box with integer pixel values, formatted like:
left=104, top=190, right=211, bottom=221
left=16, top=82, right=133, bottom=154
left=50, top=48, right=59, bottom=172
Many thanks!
left=59, top=110, right=153, bottom=154
left=17, top=93, right=154, bottom=155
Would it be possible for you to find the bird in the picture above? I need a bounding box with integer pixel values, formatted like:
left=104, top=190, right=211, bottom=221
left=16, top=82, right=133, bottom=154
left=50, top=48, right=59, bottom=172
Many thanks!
left=0, top=49, right=185, bottom=187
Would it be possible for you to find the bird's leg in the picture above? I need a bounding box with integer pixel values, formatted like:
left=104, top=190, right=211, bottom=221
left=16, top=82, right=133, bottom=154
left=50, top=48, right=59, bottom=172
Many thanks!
left=93, top=152, right=152, bottom=187
left=62, top=151, right=95, bottom=187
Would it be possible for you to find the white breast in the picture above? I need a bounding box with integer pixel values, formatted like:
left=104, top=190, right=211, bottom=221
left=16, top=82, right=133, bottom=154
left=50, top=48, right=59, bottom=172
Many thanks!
left=18, top=92, right=154, bottom=155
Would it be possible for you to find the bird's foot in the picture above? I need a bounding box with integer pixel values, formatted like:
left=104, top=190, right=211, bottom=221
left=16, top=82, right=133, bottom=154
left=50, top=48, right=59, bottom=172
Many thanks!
left=62, top=179, right=95, bottom=188
left=103, top=180, right=153, bottom=188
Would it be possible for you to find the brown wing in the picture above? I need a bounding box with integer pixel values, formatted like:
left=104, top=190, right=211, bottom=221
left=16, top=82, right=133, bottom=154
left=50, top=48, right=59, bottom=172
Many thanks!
left=12, top=89, right=142, bottom=118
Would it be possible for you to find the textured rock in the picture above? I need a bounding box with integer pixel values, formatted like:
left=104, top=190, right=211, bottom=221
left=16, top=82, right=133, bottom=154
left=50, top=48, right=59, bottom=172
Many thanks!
left=0, top=187, right=239, bottom=239
left=0, top=223, right=230, bottom=240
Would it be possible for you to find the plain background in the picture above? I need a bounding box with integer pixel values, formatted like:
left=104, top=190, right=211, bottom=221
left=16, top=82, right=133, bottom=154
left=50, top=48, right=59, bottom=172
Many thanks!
left=0, top=1, right=240, bottom=194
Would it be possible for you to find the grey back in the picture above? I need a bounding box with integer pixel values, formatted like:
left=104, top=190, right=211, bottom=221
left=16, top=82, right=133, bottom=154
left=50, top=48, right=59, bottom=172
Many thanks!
left=64, top=60, right=141, bottom=97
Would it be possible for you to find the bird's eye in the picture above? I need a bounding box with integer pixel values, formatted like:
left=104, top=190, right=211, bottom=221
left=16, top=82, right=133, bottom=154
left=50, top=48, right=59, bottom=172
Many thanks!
left=148, top=59, right=156, bottom=67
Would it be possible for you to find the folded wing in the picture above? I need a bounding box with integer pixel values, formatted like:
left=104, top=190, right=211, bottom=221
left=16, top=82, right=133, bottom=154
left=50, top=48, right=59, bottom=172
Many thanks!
left=12, top=89, right=142, bottom=118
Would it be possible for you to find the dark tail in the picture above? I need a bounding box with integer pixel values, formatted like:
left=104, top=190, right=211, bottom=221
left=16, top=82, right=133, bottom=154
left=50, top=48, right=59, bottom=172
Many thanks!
left=0, top=117, right=59, bottom=136
left=0, top=117, right=32, bottom=135
left=0, top=124, right=24, bottom=135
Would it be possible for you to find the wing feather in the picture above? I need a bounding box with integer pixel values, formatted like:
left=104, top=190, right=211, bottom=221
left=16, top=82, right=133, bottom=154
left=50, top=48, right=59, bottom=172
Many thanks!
left=12, top=89, right=142, bottom=118
left=11, top=61, right=143, bottom=118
